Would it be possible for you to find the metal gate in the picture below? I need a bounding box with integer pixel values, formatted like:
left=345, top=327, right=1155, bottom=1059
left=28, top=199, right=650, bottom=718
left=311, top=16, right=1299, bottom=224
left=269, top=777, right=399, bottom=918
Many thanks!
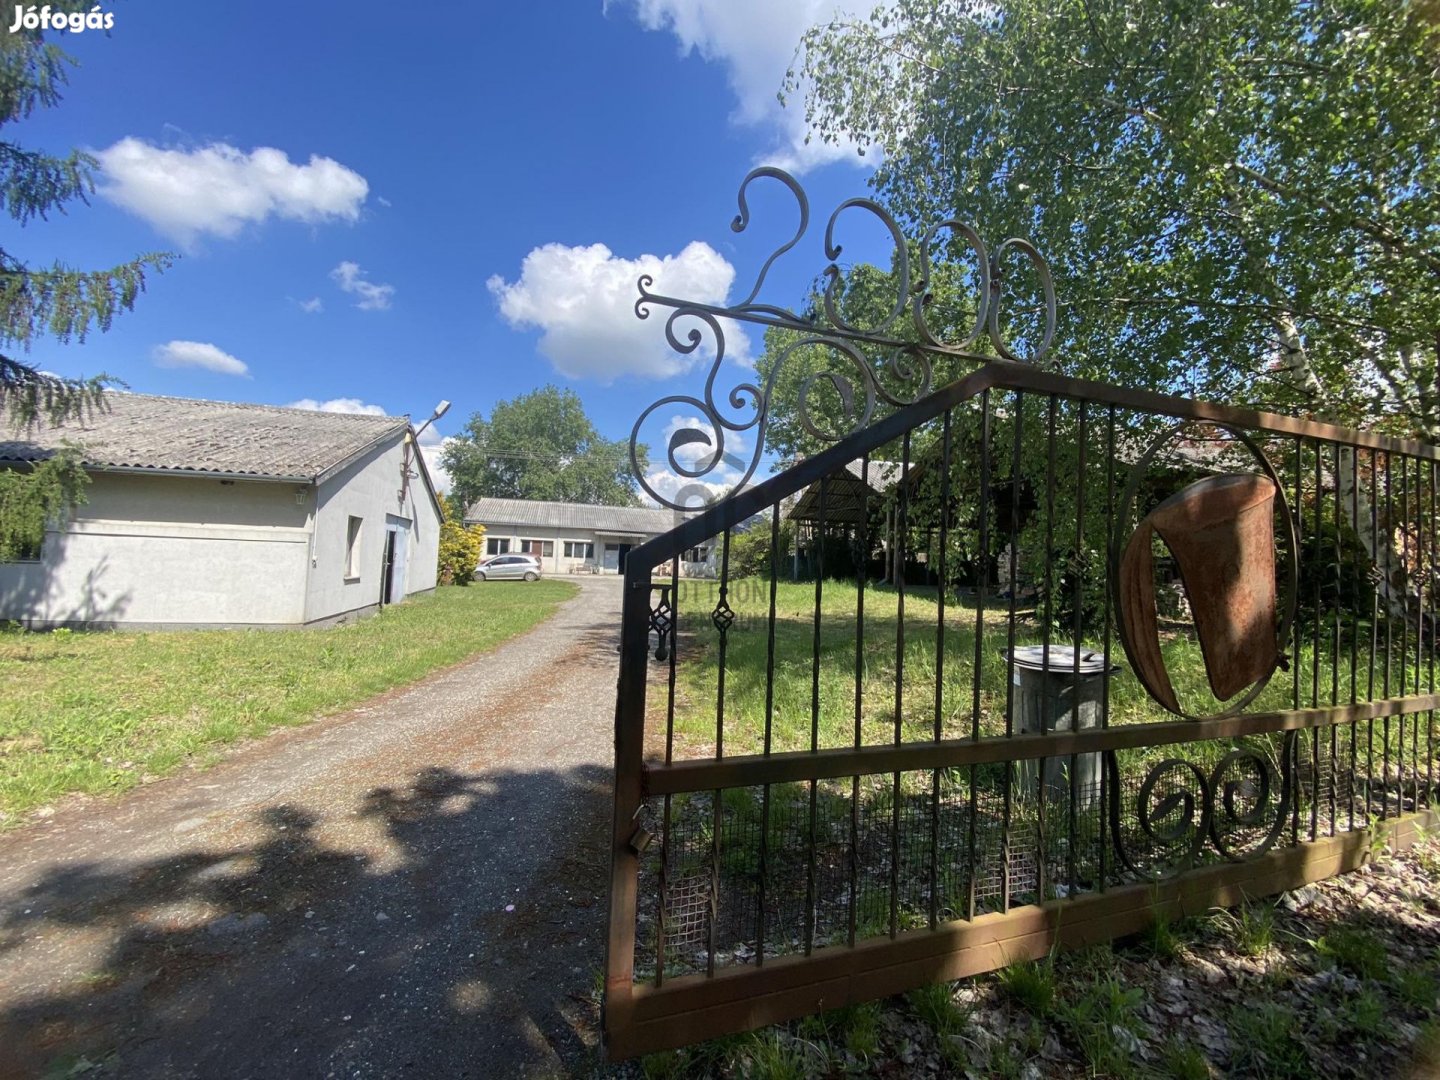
left=603, top=170, right=1440, bottom=1059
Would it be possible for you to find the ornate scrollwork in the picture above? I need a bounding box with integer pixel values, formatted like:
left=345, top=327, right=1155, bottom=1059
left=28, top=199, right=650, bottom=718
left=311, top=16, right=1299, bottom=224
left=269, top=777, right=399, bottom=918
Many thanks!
left=628, top=167, right=1059, bottom=510
left=648, top=585, right=673, bottom=662
left=1208, top=737, right=1293, bottom=861
left=1109, top=735, right=1294, bottom=879
left=711, top=592, right=735, bottom=634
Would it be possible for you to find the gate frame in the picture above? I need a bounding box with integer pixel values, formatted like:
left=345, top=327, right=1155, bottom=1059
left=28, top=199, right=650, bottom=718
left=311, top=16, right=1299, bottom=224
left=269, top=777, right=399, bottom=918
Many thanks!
left=603, top=359, right=1440, bottom=1060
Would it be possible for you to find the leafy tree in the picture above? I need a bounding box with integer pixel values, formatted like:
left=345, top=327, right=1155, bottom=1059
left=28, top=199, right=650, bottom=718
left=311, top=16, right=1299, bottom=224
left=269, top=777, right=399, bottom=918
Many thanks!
left=793, top=0, right=1439, bottom=431
left=441, top=385, right=645, bottom=509
left=2, top=7, right=173, bottom=555
left=789, top=0, right=1440, bottom=617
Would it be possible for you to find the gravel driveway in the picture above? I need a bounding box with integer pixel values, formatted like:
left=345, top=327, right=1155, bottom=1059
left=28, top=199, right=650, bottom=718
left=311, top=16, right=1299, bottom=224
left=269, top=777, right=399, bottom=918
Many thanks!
left=0, top=576, right=623, bottom=1079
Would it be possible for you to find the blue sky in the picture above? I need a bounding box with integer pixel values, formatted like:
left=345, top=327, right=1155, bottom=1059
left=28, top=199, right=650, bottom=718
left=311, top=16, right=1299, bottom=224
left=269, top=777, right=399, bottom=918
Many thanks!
left=12, top=0, right=897, bottom=500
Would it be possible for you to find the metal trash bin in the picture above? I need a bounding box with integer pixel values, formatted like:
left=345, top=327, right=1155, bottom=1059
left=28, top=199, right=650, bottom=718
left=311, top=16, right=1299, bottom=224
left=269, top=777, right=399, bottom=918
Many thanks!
left=1007, top=645, right=1119, bottom=809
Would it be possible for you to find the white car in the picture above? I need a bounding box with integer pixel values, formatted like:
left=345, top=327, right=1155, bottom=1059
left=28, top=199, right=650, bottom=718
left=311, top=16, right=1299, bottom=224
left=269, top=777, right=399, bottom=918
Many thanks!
left=476, top=554, right=542, bottom=582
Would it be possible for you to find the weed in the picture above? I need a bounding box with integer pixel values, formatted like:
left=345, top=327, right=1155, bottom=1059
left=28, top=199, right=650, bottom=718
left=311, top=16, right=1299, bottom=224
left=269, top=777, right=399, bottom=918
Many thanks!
left=1344, top=987, right=1387, bottom=1036
left=1364, top=826, right=1392, bottom=865
left=1229, top=1001, right=1311, bottom=1079
left=842, top=1002, right=882, bottom=1061
left=908, top=981, right=972, bottom=1066
left=908, top=981, right=969, bottom=1037
left=997, top=956, right=1055, bottom=1016
left=1414, top=1018, right=1440, bottom=1077
left=737, top=1031, right=808, bottom=1080
left=1315, top=926, right=1388, bottom=981
left=1056, top=973, right=1145, bottom=1079
left=1209, top=899, right=1276, bottom=957
left=1226, top=1008, right=1307, bottom=1080
left=640, top=1050, right=687, bottom=1079
left=1145, top=900, right=1185, bottom=960
left=1396, top=967, right=1439, bottom=1012
left=1414, top=838, right=1440, bottom=878
left=987, top=1039, right=1027, bottom=1080
left=1159, top=1038, right=1212, bottom=1080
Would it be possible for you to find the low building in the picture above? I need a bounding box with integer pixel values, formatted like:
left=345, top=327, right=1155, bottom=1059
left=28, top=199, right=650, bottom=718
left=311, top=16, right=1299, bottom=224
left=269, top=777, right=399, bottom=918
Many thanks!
left=464, top=497, right=677, bottom=575
left=0, top=392, right=443, bottom=629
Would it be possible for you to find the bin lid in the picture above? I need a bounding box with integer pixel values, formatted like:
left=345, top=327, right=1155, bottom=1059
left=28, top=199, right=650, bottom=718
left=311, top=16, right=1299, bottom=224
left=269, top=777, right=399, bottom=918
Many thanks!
left=1007, top=645, right=1118, bottom=675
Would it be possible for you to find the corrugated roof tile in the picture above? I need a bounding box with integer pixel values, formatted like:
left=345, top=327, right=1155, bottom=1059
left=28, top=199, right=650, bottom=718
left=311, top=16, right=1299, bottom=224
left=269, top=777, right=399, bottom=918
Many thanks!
left=464, top=497, right=677, bottom=535
left=0, top=392, right=408, bottom=480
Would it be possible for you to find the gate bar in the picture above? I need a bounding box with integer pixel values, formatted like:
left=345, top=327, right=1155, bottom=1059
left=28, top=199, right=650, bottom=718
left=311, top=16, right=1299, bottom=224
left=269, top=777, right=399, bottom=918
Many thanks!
left=603, top=564, right=654, bottom=1043
left=641, top=695, right=1440, bottom=796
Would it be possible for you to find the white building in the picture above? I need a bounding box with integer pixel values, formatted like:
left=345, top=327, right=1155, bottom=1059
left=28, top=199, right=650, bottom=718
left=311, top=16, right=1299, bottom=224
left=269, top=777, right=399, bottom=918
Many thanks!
left=0, top=393, right=443, bottom=629
left=465, top=497, right=678, bottom=575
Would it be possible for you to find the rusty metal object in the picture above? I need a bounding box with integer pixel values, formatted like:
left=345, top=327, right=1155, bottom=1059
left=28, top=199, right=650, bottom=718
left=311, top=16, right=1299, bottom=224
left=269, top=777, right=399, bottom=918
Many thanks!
left=1117, top=520, right=1180, bottom=712
left=1152, top=474, right=1279, bottom=701
left=1119, top=474, right=1280, bottom=711
left=1111, top=423, right=1298, bottom=721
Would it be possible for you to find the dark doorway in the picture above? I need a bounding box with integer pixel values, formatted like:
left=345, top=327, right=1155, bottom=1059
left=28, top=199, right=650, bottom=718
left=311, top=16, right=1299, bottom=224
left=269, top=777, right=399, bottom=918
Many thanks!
left=379, top=529, right=397, bottom=606
left=617, top=543, right=632, bottom=572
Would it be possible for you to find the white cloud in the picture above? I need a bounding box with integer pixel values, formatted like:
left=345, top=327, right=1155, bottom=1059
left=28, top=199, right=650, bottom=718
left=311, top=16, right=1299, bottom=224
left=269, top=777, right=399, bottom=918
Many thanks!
left=152, top=340, right=250, bottom=377
left=418, top=435, right=454, bottom=497
left=297, top=297, right=323, bottom=314
left=613, top=0, right=872, bottom=172
left=487, top=241, right=750, bottom=382
left=330, top=261, right=395, bottom=311
left=640, top=414, right=751, bottom=507
left=286, top=397, right=387, bottom=415
left=96, top=138, right=369, bottom=246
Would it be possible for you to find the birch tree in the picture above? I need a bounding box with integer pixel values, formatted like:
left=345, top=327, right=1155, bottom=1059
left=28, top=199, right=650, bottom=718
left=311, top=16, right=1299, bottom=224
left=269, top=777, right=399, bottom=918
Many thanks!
left=790, top=0, right=1440, bottom=617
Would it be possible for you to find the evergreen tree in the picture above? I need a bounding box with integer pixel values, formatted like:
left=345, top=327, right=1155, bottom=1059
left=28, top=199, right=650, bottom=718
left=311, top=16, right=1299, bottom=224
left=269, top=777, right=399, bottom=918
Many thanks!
left=1, top=5, right=173, bottom=556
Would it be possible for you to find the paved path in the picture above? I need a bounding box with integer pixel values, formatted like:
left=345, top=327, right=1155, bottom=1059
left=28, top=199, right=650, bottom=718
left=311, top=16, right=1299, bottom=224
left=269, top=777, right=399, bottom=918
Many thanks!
left=0, top=578, right=624, bottom=1079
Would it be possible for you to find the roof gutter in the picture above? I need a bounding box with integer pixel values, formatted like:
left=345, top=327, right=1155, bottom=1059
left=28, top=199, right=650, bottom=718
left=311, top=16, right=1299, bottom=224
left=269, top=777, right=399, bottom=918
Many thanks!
left=0, top=460, right=315, bottom=484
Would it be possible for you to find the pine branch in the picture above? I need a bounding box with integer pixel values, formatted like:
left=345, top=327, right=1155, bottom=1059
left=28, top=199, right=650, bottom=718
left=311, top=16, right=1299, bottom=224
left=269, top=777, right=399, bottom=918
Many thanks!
left=0, top=142, right=96, bottom=223
left=0, top=355, right=114, bottom=429
left=0, top=6, right=88, bottom=125
left=0, top=253, right=174, bottom=347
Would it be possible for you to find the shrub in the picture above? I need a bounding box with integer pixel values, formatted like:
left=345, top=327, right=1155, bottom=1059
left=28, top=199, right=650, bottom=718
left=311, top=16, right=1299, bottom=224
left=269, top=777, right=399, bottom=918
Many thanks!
left=728, top=518, right=794, bottom=577
left=437, top=517, right=486, bottom=585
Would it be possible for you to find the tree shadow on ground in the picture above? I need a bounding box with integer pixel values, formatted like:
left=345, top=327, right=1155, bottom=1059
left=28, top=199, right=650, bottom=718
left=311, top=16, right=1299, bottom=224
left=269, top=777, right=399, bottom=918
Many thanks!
left=0, top=761, right=613, bottom=1078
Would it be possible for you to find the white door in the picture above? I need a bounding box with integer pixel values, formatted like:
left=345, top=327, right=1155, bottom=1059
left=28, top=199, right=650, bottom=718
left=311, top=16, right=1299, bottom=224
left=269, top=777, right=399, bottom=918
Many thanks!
left=385, top=516, right=411, bottom=600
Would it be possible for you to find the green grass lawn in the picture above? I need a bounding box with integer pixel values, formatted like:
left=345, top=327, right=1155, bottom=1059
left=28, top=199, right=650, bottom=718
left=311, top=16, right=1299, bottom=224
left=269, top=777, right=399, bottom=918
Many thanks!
left=636, top=577, right=1431, bottom=982
left=666, top=577, right=1386, bottom=757
left=0, top=580, right=577, bottom=824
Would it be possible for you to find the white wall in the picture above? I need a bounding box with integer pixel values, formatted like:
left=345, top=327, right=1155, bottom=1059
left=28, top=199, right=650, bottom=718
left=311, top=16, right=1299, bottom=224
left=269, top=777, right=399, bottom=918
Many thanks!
left=308, top=434, right=441, bottom=622
left=476, top=524, right=610, bottom=575
left=0, top=472, right=311, bottom=627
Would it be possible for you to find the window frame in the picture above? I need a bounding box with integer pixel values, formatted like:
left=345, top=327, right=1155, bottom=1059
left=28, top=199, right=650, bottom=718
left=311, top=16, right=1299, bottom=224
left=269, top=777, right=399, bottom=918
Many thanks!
left=344, top=516, right=363, bottom=580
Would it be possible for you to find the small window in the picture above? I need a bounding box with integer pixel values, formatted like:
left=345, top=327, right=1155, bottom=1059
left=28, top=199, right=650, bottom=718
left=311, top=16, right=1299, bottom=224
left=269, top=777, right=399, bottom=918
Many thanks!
left=345, top=516, right=363, bottom=579
left=563, top=541, right=594, bottom=559
left=521, top=539, right=554, bottom=557
left=486, top=537, right=510, bottom=556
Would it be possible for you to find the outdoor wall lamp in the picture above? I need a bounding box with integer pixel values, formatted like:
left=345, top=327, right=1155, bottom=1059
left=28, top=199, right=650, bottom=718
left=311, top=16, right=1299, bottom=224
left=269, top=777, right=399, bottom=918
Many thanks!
left=398, top=399, right=451, bottom=503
